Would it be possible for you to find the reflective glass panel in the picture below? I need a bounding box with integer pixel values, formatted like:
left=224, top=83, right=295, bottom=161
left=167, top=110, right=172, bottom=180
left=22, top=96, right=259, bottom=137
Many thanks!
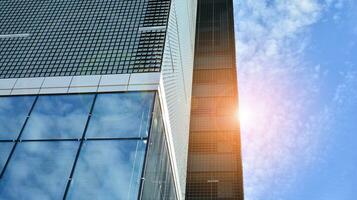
left=86, top=92, right=154, bottom=138
left=0, top=142, right=13, bottom=172
left=142, top=96, right=177, bottom=199
left=67, top=140, right=146, bottom=200
left=21, top=95, right=94, bottom=139
left=0, top=141, right=78, bottom=199
left=0, top=96, right=35, bottom=140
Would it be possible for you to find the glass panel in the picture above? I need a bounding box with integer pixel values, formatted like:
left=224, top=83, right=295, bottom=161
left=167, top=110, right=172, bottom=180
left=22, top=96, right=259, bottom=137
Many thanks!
left=142, top=96, right=177, bottom=199
left=86, top=92, right=154, bottom=138
left=0, top=96, right=35, bottom=140
left=67, top=140, right=146, bottom=200
left=0, top=142, right=14, bottom=172
left=21, top=94, right=94, bottom=139
left=0, top=141, right=78, bottom=199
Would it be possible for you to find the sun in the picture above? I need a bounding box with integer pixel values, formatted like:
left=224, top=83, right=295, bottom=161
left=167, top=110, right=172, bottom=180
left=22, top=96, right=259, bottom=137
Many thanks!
left=237, top=107, right=254, bottom=125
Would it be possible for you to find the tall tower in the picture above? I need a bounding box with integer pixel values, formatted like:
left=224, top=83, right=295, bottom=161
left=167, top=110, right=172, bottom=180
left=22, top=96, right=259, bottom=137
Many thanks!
left=186, top=0, right=244, bottom=199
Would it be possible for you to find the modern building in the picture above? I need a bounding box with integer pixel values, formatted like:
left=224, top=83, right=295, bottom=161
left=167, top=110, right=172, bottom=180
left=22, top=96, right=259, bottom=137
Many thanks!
left=186, top=0, right=244, bottom=199
left=0, top=0, right=242, bottom=199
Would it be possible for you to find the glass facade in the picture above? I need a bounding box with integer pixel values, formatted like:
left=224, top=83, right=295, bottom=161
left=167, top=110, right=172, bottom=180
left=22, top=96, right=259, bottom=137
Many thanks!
left=0, top=92, right=177, bottom=200
left=0, top=0, right=170, bottom=78
left=141, top=96, right=177, bottom=199
left=186, top=0, right=244, bottom=199
left=0, top=96, right=35, bottom=140
left=1, top=141, right=78, bottom=199
left=66, top=140, right=146, bottom=200
left=21, top=95, right=93, bottom=140
left=86, top=93, right=153, bottom=139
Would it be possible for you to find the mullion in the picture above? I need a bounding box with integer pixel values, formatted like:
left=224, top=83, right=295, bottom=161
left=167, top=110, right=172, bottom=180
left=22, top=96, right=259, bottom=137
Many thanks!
left=85, top=137, right=148, bottom=141
left=63, top=93, right=98, bottom=199
left=0, top=95, right=38, bottom=178
left=17, top=139, right=79, bottom=142
left=0, top=140, right=14, bottom=142
left=12, top=137, right=149, bottom=142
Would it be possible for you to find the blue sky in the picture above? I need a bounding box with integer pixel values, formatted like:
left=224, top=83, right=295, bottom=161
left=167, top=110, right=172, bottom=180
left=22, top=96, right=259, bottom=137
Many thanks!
left=234, top=0, right=357, bottom=199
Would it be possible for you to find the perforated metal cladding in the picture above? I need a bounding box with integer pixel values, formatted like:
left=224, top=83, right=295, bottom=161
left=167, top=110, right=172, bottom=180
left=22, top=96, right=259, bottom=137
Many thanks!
left=160, top=0, right=189, bottom=197
left=0, top=0, right=170, bottom=78
left=186, top=0, right=244, bottom=199
left=159, top=0, right=197, bottom=197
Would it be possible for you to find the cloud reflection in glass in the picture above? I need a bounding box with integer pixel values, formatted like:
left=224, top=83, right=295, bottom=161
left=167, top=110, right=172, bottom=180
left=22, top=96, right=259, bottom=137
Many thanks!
left=86, top=92, right=154, bottom=138
left=0, top=142, right=14, bottom=172
left=21, top=95, right=94, bottom=140
left=0, top=92, right=155, bottom=199
left=67, top=140, right=146, bottom=200
left=0, top=141, right=78, bottom=199
left=0, top=96, right=35, bottom=140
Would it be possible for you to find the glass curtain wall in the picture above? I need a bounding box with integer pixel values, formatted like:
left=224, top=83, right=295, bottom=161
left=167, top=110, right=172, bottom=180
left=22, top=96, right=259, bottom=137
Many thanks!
left=0, top=92, right=154, bottom=200
left=140, top=95, right=177, bottom=199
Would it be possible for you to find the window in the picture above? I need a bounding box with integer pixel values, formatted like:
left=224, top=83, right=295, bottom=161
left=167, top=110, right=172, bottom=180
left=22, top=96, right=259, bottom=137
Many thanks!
left=0, top=92, right=156, bottom=199
left=0, top=96, right=35, bottom=140
left=0, top=96, right=36, bottom=174
left=0, top=142, right=13, bottom=173
left=141, top=96, right=177, bottom=199
left=21, top=95, right=94, bottom=140
left=86, top=92, right=154, bottom=138
left=66, top=140, right=146, bottom=200
left=0, top=142, right=78, bottom=199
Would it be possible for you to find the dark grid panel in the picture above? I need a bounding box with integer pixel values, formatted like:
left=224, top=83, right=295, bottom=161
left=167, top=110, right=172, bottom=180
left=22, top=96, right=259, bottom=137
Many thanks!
left=141, top=0, right=171, bottom=27
left=186, top=172, right=243, bottom=200
left=0, top=0, right=171, bottom=79
left=131, top=30, right=166, bottom=73
left=188, top=131, right=241, bottom=154
left=186, top=0, right=244, bottom=199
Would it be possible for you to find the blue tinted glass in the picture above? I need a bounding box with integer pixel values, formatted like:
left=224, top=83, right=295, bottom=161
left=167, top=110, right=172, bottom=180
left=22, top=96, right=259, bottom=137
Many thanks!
left=86, top=92, right=154, bottom=138
left=0, top=141, right=77, bottom=199
left=0, top=96, right=35, bottom=140
left=67, top=140, right=147, bottom=200
left=142, top=97, right=177, bottom=199
left=0, top=142, right=14, bottom=172
left=21, top=95, right=94, bottom=139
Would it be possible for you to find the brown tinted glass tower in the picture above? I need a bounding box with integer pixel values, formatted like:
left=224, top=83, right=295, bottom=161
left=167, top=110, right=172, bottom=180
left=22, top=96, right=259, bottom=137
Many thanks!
left=186, top=0, right=244, bottom=199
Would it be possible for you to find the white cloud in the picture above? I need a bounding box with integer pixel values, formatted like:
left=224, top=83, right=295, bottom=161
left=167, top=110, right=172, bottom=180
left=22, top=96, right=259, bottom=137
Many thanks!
left=233, top=0, right=344, bottom=199
left=333, top=71, right=357, bottom=105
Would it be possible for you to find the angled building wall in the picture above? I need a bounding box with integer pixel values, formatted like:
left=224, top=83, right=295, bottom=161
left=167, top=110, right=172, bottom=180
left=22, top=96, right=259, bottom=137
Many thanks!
left=159, top=0, right=197, bottom=198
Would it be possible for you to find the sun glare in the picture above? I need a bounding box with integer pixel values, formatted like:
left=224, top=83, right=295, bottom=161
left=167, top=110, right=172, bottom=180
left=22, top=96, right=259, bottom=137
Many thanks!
left=237, top=106, right=255, bottom=127
left=237, top=99, right=269, bottom=131
left=238, top=107, right=250, bottom=122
